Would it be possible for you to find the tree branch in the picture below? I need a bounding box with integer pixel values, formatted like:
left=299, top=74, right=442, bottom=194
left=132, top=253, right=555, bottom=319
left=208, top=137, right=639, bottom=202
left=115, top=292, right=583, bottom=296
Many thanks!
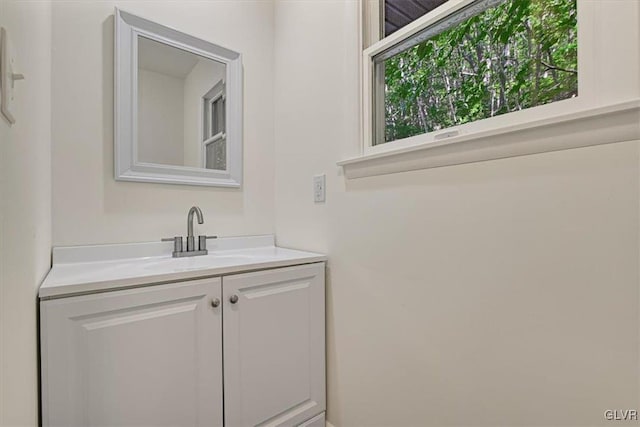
left=541, top=60, right=577, bottom=74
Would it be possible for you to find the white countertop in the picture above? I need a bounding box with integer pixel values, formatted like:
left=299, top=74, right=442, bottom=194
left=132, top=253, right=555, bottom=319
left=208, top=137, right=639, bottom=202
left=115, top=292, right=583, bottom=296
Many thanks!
left=39, top=235, right=326, bottom=299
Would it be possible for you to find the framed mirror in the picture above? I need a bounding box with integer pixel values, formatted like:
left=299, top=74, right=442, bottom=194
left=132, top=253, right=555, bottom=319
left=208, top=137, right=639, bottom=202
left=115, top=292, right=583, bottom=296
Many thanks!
left=115, top=9, right=242, bottom=187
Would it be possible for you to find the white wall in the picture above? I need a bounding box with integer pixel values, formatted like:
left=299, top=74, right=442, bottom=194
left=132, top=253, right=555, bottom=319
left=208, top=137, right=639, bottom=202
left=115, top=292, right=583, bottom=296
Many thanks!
left=274, top=1, right=640, bottom=425
left=137, top=69, right=185, bottom=166
left=0, top=1, right=52, bottom=425
left=51, top=0, right=275, bottom=246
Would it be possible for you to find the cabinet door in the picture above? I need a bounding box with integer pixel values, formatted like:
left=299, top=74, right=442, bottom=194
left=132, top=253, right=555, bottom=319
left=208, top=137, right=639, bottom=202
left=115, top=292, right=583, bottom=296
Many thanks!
left=40, top=278, right=223, bottom=427
left=223, top=263, right=325, bottom=427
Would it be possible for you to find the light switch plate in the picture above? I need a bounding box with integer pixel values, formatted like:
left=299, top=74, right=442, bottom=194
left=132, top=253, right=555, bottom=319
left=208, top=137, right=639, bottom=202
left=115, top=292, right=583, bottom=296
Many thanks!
left=313, top=174, right=325, bottom=203
left=1, top=27, right=19, bottom=125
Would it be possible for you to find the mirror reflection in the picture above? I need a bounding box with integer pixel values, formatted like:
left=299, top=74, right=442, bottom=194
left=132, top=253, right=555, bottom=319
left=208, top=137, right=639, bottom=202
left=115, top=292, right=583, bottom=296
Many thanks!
left=137, top=36, right=227, bottom=170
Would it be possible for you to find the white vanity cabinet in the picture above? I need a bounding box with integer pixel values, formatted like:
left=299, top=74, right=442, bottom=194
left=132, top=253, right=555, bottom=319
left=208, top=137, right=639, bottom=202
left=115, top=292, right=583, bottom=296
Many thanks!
left=40, top=277, right=224, bottom=427
left=223, top=263, right=325, bottom=427
left=40, top=252, right=326, bottom=427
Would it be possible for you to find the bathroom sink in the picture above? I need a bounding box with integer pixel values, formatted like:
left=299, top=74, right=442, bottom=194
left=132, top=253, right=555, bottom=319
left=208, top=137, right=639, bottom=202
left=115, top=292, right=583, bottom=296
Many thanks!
left=142, top=256, right=216, bottom=272
left=143, top=252, right=260, bottom=272
left=39, top=235, right=326, bottom=298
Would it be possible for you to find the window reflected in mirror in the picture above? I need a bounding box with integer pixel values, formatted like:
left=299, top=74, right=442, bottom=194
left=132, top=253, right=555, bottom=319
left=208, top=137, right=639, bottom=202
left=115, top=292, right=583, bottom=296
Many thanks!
left=203, top=81, right=226, bottom=170
left=137, top=36, right=227, bottom=170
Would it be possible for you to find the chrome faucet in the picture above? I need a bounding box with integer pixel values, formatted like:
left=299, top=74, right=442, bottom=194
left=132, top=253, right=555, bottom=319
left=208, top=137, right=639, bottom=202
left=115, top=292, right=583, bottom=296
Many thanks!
left=187, top=206, right=204, bottom=251
left=163, top=206, right=217, bottom=258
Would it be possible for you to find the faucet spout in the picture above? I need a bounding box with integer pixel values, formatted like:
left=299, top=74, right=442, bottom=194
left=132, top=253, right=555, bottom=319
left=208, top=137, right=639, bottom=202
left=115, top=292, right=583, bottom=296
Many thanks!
left=165, top=206, right=211, bottom=256
left=187, top=206, right=204, bottom=238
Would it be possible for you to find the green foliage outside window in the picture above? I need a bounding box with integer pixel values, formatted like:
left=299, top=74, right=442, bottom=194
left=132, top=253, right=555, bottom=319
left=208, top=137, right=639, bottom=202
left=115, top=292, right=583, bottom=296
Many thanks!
left=382, top=0, right=578, bottom=143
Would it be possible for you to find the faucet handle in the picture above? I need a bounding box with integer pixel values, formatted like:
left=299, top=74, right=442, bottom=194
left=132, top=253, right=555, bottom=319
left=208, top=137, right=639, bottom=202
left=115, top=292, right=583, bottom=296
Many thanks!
left=198, top=235, right=218, bottom=252
left=162, top=236, right=183, bottom=254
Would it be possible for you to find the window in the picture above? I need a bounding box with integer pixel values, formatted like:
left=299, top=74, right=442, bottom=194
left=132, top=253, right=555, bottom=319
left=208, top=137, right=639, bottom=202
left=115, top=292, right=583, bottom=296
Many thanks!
left=203, top=81, right=226, bottom=170
left=370, top=0, right=578, bottom=145
left=343, top=1, right=638, bottom=179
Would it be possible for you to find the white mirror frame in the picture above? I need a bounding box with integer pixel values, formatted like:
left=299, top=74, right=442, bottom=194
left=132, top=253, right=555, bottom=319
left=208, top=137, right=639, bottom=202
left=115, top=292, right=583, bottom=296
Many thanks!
left=115, top=8, right=243, bottom=187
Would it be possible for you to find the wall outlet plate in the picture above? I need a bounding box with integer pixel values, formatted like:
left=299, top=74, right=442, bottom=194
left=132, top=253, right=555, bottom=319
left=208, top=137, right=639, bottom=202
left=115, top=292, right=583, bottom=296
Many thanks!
left=313, top=174, right=326, bottom=203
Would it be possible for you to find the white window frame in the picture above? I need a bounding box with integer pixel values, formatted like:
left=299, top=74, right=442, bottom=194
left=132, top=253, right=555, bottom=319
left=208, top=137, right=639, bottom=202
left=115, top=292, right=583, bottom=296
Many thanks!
left=202, top=80, right=226, bottom=170
left=339, top=0, right=640, bottom=179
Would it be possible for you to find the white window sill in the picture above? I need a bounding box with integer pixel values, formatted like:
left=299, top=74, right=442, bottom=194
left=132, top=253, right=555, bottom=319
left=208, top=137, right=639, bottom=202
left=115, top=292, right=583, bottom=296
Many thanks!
left=338, top=99, right=640, bottom=179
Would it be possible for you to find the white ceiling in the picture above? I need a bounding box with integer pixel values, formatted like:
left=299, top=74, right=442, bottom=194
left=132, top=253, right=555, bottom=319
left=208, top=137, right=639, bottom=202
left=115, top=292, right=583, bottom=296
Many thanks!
left=138, top=36, right=222, bottom=79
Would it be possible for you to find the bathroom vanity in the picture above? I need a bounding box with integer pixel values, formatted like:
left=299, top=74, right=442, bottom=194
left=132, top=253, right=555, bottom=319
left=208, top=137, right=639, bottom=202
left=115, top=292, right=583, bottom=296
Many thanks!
left=39, top=235, right=326, bottom=427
